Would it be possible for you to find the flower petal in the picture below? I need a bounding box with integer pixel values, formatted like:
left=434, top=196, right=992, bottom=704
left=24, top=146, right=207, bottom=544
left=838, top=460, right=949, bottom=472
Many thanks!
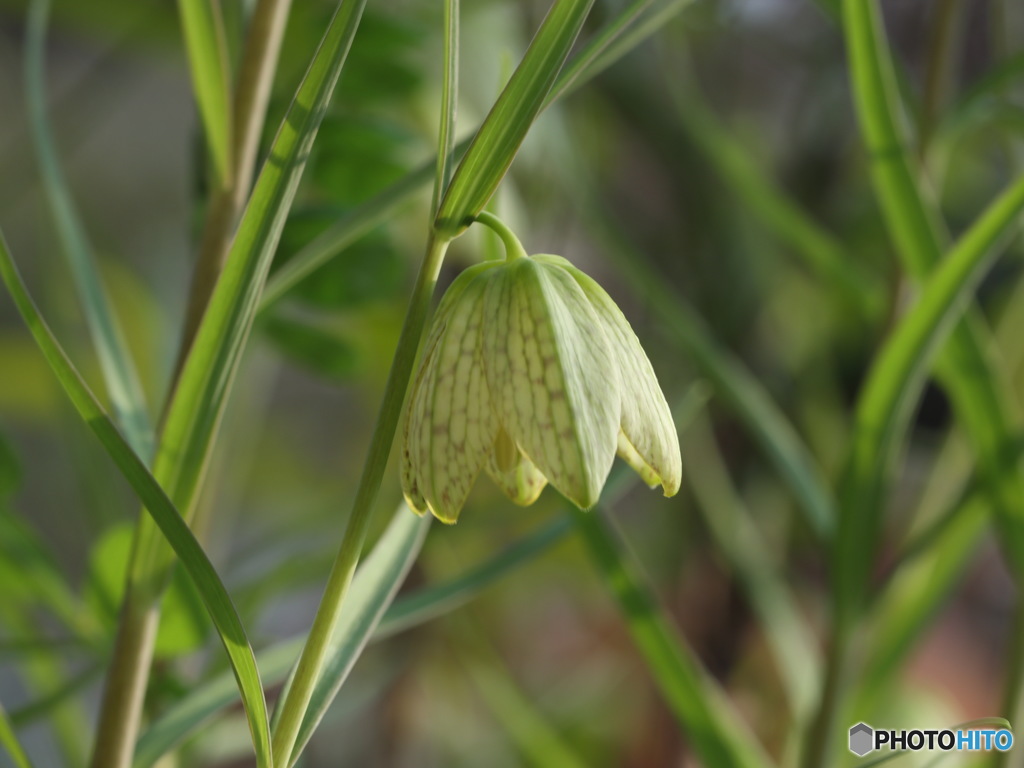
left=542, top=255, right=681, bottom=497
left=402, top=264, right=499, bottom=522
left=486, top=426, right=548, bottom=505
left=482, top=257, right=620, bottom=509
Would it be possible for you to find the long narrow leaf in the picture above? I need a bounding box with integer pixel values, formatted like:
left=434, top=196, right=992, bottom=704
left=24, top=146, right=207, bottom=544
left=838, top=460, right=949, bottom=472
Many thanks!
left=430, top=0, right=459, bottom=215
left=141, top=0, right=371, bottom=577
left=574, top=508, right=774, bottom=768
left=836, top=171, right=1024, bottom=615
left=377, top=515, right=572, bottom=639
left=682, top=413, right=819, bottom=718
left=837, top=0, right=1024, bottom=616
left=544, top=0, right=693, bottom=107
left=287, top=510, right=429, bottom=760
left=663, top=61, right=880, bottom=321
left=25, top=0, right=153, bottom=459
left=594, top=217, right=836, bottom=540
left=177, top=0, right=233, bottom=184
left=135, top=505, right=426, bottom=768
left=0, top=231, right=272, bottom=768
left=434, top=0, right=595, bottom=235
left=261, top=0, right=695, bottom=304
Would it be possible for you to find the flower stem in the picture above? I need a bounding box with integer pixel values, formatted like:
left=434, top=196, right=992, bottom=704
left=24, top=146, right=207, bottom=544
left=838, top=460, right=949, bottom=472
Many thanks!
left=270, top=232, right=451, bottom=767
left=89, top=4, right=294, bottom=765
left=475, top=212, right=528, bottom=261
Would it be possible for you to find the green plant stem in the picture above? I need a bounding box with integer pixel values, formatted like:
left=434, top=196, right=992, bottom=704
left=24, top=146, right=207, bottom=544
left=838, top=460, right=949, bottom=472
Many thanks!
left=430, top=0, right=458, bottom=215
left=91, top=2, right=295, bottom=764
left=270, top=232, right=451, bottom=767
left=474, top=212, right=528, bottom=260
left=88, top=596, right=159, bottom=768
left=25, top=0, right=154, bottom=459
left=178, top=0, right=294, bottom=367
left=572, top=507, right=772, bottom=768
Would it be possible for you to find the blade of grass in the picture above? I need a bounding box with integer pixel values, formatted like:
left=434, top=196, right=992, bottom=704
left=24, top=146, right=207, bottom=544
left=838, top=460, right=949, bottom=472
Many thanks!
left=660, top=51, right=881, bottom=322
left=134, top=505, right=426, bottom=768
left=25, top=0, right=153, bottom=459
left=682, top=412, right=819, bottom=720
left=807, top=168, right=1024, bottom=766
left=434, top=0, right=594, bottom=235
left=459, top=621, right=588, bottom=768
left=92, top=3, right=370, bottom=763
left=178, top=0, right=295, bottom=358
left=286, top=510, right=429, bottom=760
left=804, top=3, right=1024, bottom=761
left=841, top=0, right=1024, bottom=573
left=593, top=215, right=836, bottom=540
left=133, top=642, right=294, bottom=768
left=261, top=0, right=696, bottom=306
left=544, top=0, right=693, bottom=106
left=430, top=0, right=459, bottom=216
left=176, top=0, right=233, bottom=185
left=0, top=698, right=33, bottom=768
left=0, top=230, right=272, bottom=768
left=573, top=507, right=774, bottom=768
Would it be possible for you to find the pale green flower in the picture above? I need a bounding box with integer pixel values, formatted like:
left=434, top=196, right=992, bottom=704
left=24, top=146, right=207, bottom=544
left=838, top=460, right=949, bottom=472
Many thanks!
left=401, top=243, right=681, bottom=524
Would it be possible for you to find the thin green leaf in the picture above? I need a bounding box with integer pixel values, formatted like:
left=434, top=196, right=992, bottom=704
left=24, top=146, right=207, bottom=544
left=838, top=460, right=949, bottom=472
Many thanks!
left=0, top=231, right=272, bottom=768
left=838, top=0, right=1024, bottom=616
left=152, top=0, right=370, bottom=537
left=430, top=0, right=459, bottom=215
left=135, top=505, right=427, bottom=768
left=858, top=498, right=986, bottom=715
left=463, top=649, right=588, bottom=768
left=377, top=515, right=572, bottom=639
left=0, top=698, right=33, bottom=768
left=682, top=413, right=819, bottom=719
left=262, top=0, right=694, bottom=304
left=821, top=171, right=1024, bottom=762
left=25, top=0, right=153, bottom=459
left=434, top=0, right=595, bottom=235
left=544, top=0, right=692, bottom=106
left=177, top=0, right=233, bottom=184
left=662, top=58, right=881, bottom=321
left=573, top=508, right=774, bottom=768
left=939, top=49, right=1024, bottom=139
left=594, top=218, right=837, bottom=540
left=134, top=642, right=295, bottom=768
left=286, top=510, right=429, bottom=762
left=838, top=166, right=1024, bottom=635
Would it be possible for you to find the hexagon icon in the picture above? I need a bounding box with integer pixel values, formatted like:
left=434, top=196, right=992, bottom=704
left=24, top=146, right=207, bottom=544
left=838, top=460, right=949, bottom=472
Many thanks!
left=849, top=723, right=874, bottom=757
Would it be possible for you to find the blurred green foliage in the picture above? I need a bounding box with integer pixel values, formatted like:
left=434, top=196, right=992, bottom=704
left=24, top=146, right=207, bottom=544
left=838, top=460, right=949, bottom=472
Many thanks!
left=1, top=0, right=1024, bottom=766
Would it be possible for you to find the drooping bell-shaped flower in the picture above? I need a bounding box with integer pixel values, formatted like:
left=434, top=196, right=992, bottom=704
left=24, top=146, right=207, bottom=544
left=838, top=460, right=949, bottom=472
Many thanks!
left=401, top=215, right=681, bottom=523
